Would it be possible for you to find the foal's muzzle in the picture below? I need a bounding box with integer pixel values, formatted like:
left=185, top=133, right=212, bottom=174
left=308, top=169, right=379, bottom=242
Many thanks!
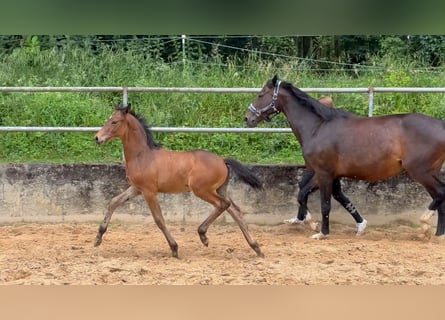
left=95, top=135, right=106, bottom=145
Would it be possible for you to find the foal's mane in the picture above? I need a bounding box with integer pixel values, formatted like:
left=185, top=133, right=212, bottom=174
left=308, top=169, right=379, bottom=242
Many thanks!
left=271, top=79, right=354, bottom=121
left=117, top=106, right=162, bottom=149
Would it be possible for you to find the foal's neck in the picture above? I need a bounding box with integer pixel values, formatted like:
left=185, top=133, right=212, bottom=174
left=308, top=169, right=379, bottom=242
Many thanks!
left=121, top=114, right=153, bottom=163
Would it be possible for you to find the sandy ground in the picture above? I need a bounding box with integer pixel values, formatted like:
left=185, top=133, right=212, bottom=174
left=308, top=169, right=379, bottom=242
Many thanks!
left=0, top=219, right=444, bottom=285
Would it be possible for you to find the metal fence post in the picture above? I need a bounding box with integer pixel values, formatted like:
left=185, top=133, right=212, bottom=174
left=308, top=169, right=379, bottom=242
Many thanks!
left=122, top=86, right=128, bottom=163
left=122, top=86, right=128, bottom=107
left=368, top=87, right=375, bottom=117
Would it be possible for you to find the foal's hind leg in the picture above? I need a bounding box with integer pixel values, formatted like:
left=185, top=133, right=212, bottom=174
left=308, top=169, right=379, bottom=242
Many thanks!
left=332, top=179, right=367, bottom=235
left=196, top=181, right=264, bottom=257
left=95, top=185, right=141, bottom=247
left=226, top=200, right=264, bottom=257
left=194, top=188, right=230, bottom=247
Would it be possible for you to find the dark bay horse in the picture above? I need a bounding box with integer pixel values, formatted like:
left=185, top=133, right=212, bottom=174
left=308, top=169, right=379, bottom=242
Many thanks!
left=95, top=104, right=264, bottom=257
left=286, top=96, right=367, bottom=236
left=245, top=75, right=445, bottom=239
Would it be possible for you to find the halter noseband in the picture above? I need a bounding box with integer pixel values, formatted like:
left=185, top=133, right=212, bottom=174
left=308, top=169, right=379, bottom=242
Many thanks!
left=248, top=80, right=281, bottom=122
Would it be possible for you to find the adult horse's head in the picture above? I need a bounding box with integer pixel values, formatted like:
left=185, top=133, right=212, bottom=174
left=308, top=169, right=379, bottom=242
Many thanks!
left=244, top=75, right=284, bottom=127
left=95, top=104, right=132, bottom=144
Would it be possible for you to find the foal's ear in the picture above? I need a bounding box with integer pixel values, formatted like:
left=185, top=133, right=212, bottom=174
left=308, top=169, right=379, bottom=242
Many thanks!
left=272, top=74, right=279, bottom=86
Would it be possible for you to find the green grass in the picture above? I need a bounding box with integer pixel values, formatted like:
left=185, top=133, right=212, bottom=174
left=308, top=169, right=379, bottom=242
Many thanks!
left=1, top=46, right=445, bottom=164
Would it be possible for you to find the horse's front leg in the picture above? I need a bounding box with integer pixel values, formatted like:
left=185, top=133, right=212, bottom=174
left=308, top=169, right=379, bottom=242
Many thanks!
left=312, top=175, right=333, bottom=240
left=95, top=185, right=141, bottom=246
left=143, top=192, right=179, bottom=258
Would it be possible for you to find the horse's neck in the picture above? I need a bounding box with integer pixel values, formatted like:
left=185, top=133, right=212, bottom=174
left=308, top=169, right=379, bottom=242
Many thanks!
left=121, top=116, right=152, bottom=163
left=283, top=100, right=323, bottom=144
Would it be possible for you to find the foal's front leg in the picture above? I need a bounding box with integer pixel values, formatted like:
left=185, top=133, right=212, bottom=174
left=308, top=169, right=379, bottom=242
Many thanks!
left=143, top=192, right=179, bottom=258
left=95, top=185, right=141, bottom=246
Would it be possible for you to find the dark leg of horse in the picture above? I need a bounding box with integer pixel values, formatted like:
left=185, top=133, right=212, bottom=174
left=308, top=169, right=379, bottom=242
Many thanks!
left=143, top=192, right=179, bottom=258
left=313, top=175, right=333, bottom=240
left=95, top=185, right=141, bottom=247
left=332, top=179, right=367, bottom=235
left=436, top=204, right=445, bottom=236
left=226, top=197, right=264, bottom=257
left=284, top=171, right=317, bottom=225
left=405, top=165, right=445, bottom=237
left=296, top=170, right=316, bottom=221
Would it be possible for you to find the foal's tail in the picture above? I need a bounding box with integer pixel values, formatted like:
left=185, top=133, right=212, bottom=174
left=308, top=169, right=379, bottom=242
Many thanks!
left=224, top=158, right=263, bottom=189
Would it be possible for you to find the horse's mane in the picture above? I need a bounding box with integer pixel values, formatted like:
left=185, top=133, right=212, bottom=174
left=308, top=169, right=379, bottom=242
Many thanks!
left=270, top=80, right=354, bottom=121
left=133, top=111, right=163, bottom=149
left=117, top=106, right=162, bottom=149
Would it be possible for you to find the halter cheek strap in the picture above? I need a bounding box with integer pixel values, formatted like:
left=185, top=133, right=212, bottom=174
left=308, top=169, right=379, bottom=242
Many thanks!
left=248, top=80, right=282, bottom=121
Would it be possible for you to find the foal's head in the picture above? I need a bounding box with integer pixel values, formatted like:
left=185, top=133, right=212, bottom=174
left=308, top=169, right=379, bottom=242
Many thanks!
left=245, top=75, right=285, bottom=127
left=95, top=104, right=132, bottom=144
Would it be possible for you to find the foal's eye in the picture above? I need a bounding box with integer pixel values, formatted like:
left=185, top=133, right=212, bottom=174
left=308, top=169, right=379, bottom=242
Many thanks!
left=111, top=121, right=118, bottom=125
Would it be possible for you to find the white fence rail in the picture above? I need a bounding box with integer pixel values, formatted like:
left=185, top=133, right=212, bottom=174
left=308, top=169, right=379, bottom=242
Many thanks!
left=1, top=86, right=445, bottom=132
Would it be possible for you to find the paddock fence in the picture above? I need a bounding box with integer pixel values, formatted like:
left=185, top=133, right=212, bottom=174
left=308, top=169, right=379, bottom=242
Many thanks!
left=1, top=86, right=445, bottom=133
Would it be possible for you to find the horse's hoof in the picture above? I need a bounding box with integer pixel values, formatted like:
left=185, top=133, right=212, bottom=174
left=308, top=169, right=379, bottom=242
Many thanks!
left=284, top=216, right=305, bottom=225
left=311, top=232, right=328, bottom=240
left=356, top=219, right=367, bottom=236
left=420, top=210, right=435, bottom=224
left=309, top=221, right=320, bottom=231
left=435, top=234, right=445, bottom=240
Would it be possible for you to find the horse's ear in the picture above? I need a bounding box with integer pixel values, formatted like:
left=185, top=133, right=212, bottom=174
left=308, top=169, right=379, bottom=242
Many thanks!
left=272, top=75, right=279, bottom=86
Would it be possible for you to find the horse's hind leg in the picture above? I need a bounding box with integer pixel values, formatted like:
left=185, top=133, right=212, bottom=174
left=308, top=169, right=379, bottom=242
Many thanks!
left=405, top=165, right=445, bottom=237
left=332, top=179, right=367, bottom=235
left=286, top=171, right=317, bottom=224
left=436, top=204, right=445, bottom=237
left=95, top=185, right=141, bottom=247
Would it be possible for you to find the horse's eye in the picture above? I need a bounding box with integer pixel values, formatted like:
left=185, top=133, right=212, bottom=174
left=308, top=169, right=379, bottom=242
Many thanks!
left=111, top=121, right=117, bottom=125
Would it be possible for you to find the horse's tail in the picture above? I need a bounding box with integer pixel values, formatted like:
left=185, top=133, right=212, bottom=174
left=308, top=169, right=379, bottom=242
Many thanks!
left=224, top=158, right=263, bottom=189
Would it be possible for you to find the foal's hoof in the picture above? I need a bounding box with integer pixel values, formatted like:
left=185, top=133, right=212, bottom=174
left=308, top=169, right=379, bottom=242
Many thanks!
left=199, top=233, right=209, bottom=247
left=253, top=243, right=265, bottom=258
left=94, top=237, right=102, bottom=247
left=311, top=232, right=328, bottom=240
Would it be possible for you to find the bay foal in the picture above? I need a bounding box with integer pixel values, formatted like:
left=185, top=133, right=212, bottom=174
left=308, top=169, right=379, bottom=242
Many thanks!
left=95, top=104, right=264, bottom=257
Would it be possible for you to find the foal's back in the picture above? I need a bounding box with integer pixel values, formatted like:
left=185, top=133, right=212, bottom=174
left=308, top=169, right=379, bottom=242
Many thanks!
left=148, top=148, right=228, bottom=194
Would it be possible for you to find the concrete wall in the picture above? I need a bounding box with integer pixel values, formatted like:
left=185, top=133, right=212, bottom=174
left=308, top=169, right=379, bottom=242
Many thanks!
left=0, top=163, right=437, bottom=226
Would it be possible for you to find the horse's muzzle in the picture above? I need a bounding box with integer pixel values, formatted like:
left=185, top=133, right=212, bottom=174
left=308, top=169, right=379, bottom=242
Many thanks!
left=244, top=116, right=259, bottom=128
